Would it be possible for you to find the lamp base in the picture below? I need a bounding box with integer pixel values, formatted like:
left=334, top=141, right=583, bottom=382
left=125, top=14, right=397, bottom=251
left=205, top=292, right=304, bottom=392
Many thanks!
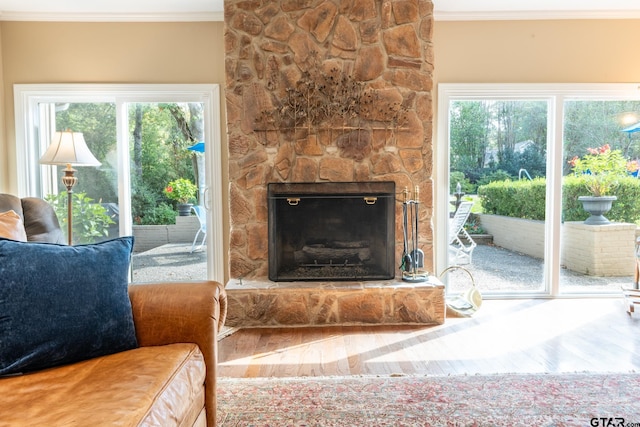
left=62, top=163, right=77, bottom=245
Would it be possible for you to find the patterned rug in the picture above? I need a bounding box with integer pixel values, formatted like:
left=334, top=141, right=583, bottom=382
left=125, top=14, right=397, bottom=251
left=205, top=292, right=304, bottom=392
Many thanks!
left=217, top=373, right=640, bottom=426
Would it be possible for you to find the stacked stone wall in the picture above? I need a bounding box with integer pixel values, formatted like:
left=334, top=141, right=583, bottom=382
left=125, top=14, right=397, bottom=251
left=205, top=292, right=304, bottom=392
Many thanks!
left=224, top=0, right=434, bottom=280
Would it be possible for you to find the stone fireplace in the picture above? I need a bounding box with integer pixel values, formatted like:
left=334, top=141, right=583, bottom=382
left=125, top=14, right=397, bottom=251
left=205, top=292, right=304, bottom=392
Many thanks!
left=224, top=0, right=435, bottom=282
left=223, top=0, right=443, bottom=327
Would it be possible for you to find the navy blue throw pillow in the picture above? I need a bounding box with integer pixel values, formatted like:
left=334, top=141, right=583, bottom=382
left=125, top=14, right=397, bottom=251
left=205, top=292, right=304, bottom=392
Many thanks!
left=0, top=237, right=138, bottom=376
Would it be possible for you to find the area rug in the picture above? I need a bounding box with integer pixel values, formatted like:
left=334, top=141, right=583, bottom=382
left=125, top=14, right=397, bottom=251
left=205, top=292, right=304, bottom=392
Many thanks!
left=216, top=373, right=640, bottom=426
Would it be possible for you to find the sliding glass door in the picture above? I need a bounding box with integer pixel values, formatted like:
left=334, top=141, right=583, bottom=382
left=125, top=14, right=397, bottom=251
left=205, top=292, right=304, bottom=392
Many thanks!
left=13, top=84, right=224, bottom=283
left=437, top=84, right=640, bottom=297
left=446, top=98, right=549, bottom=295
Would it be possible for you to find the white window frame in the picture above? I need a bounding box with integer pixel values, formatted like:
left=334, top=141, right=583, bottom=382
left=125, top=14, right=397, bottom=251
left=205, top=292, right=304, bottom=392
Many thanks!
left=436, top=83, right=640, bottom=297
left=14, top=84, right=225, bottom=284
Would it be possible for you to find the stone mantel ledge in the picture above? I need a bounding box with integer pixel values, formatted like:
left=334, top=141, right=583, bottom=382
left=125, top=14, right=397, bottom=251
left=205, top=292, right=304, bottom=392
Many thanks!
left=225, top=278, right=446, bottom=328
left=226, top=278, right=444, bottom=290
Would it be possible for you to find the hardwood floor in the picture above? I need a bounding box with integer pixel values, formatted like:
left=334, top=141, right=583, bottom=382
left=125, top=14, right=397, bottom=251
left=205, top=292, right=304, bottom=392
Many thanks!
left=218, top=298, right=640, bottom=378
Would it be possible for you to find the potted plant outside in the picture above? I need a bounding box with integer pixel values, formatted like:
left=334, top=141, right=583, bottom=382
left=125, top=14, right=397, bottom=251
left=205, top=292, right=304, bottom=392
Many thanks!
left=568, top=144, right=628, bottom=225
left=164, top=178, right=198, bottom=216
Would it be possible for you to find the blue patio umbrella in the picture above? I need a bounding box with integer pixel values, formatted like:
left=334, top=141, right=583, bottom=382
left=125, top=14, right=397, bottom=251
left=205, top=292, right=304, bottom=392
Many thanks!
left=187, top=141, right=205, bottom=152
left=622, top=122, right=640, bottom=178
left=622, top=122, right=640, bottom=134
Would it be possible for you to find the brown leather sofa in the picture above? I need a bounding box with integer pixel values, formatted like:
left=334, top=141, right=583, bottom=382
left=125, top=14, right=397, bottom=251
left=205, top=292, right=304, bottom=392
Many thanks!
left=0, top=194, right=227, bottom=424
left=0, top=280, right=227, bottom=426
left=0, top=193, right=65, bottom=243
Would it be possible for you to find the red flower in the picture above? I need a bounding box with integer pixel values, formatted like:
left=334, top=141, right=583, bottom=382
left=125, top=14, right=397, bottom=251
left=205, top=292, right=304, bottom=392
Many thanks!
left=166, top=186, right=173, bottom=193
left=586, top=145, right=611, bottom=156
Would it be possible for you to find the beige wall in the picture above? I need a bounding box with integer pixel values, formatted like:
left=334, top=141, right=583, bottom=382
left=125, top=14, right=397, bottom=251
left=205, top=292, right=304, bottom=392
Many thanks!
left=434, top=19, right=640, bottom=84
left=0, top=21, right=227, bottom=192
left=0, top=26, right=5, bottom=189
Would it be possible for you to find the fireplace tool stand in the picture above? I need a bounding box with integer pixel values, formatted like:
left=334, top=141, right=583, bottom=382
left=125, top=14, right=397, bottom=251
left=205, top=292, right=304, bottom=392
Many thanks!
left=400, top=186, right=428, bottom=283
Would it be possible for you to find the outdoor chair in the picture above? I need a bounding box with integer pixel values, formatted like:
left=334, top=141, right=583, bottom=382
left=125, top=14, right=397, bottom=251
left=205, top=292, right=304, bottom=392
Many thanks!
left=449, top=201, right=477, bottom=264
left=190, top=205, right=207, bottom=253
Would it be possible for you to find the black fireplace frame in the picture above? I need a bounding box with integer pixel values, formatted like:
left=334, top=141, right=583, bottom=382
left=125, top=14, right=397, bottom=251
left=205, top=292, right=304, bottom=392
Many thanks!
left=268, top=181, right=395, bottom=282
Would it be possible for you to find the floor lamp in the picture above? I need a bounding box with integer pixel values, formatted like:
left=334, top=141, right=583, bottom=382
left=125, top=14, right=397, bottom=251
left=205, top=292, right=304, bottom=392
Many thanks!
left=39, top=130, right=101, bottom=245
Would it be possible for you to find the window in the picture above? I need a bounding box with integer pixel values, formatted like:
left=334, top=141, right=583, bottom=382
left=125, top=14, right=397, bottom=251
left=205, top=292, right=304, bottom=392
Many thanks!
left=14, top=84, right=224, bottom=283
left=437, top=84, right=640, bottom=297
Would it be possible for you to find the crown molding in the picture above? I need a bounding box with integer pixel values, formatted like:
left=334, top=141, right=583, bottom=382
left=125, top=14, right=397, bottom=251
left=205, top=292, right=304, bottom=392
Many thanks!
left=434, top=9, right=640, bottom=21
left=3, top=7, right=640, bottom=23
left=0, top=11, right=224, bottom=22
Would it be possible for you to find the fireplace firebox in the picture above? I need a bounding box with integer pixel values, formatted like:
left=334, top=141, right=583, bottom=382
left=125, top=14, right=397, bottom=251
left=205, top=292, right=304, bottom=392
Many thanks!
left=268, top=182, right=395, bottom=281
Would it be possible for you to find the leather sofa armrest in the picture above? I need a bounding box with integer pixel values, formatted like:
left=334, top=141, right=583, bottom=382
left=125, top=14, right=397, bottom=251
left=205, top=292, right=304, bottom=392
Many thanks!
left=128, top=281, right=227, bottom=427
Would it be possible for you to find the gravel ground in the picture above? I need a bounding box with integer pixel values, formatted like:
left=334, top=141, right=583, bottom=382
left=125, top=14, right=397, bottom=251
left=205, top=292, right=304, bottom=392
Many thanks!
left=131, top=243, right=207, bottom=283
left=444, top=244, right=631, bottom=295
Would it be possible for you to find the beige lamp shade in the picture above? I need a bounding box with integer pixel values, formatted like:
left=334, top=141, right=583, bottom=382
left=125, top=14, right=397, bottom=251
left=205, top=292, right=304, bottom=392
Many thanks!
left=39, top=130, right=101, bottom=167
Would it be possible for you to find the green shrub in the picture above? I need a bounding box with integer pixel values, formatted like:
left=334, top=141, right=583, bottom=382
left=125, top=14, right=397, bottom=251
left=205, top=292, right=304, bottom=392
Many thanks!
left=476, top=169, right=513, bottom=187
left=132, top=178, right=181, bottom=225
left=478, top=178, right=547, bottom=220
left=131, top=179, right=160, bottom=224
left=479, top=175, right=640, bottom=224
left=45, top=192, right=115, bottom=244
left=139, top=203, right=178, bottom=225
left=464, top=213, right=486, bottom=234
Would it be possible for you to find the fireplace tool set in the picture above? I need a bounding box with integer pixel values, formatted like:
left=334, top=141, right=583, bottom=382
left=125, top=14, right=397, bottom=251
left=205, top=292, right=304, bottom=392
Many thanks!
left=400, top=186, right=428, bottom=283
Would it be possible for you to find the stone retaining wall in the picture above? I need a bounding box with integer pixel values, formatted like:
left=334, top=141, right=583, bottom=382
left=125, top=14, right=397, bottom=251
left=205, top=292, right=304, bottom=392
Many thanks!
left=479, top=214, right=544, bottom=259
left=132, top=216, right=200, bottom=252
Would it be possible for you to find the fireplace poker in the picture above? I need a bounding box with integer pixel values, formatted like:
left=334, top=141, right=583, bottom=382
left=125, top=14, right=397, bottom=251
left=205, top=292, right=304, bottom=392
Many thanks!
left=410, top=185, right=424, bottom=272
left=401, top=188, right=412, bottom=272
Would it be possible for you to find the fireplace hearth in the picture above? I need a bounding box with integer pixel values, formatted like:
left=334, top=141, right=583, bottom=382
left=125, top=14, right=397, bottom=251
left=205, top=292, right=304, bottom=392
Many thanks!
left=268, top=182, right=395, bottom=281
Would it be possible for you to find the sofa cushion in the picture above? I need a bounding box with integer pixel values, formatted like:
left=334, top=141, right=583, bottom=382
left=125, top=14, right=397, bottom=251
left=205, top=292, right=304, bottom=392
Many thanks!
left=0, top=194, right=65, bottom=244
left=0, top=343, right=206, bottom=426
left=0, top=236, right=137, bottom=376
left=21, top=197, right=65, bottom=244
left=0, top=210, right=27, bottom=242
